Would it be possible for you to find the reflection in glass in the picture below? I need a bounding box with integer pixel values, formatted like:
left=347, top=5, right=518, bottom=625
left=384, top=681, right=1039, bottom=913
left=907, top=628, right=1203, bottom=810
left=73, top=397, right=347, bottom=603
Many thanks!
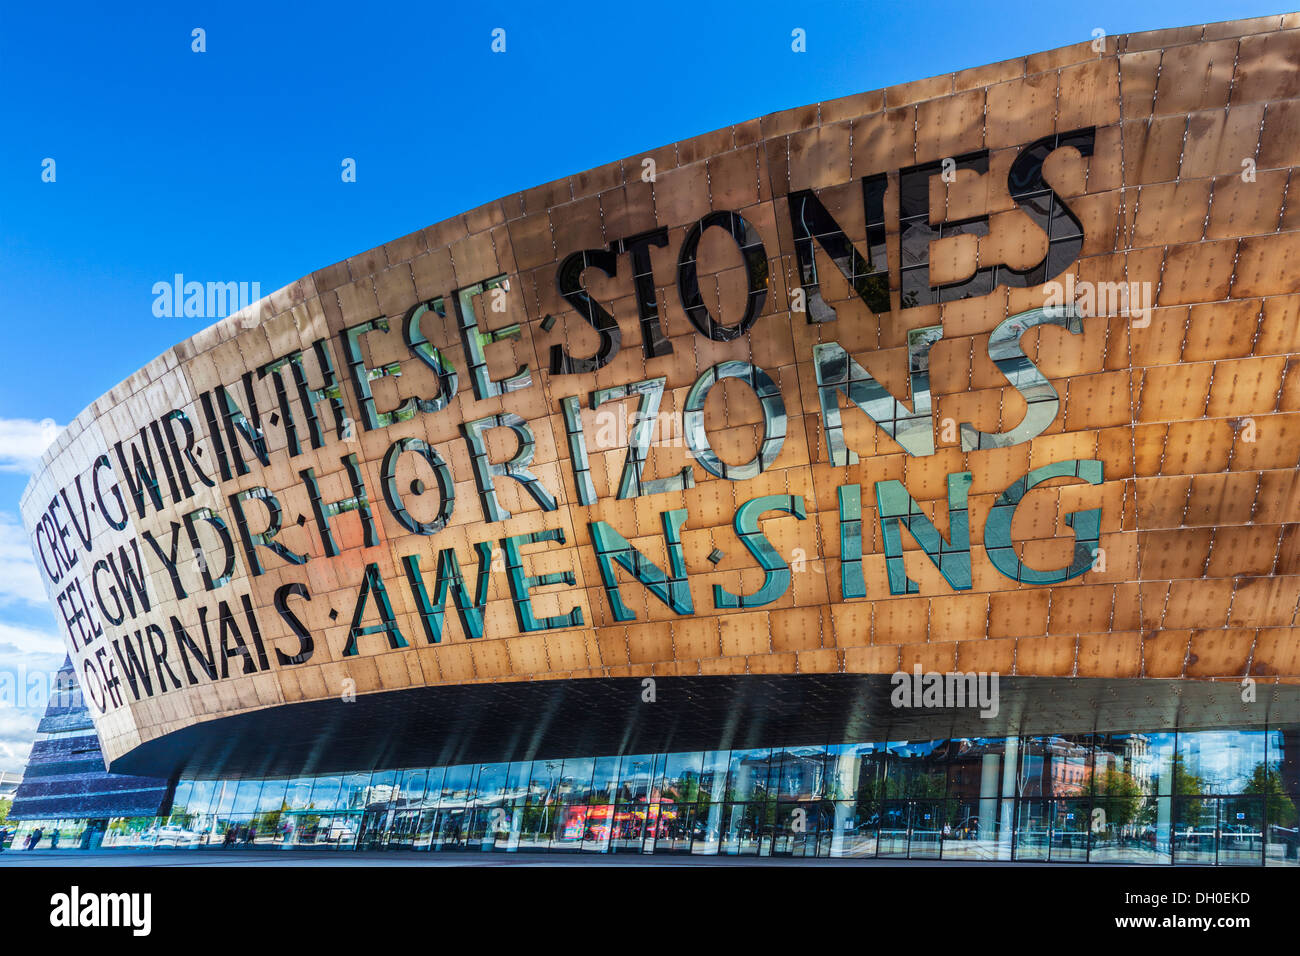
left=121, top=722, right=1300, bottom=863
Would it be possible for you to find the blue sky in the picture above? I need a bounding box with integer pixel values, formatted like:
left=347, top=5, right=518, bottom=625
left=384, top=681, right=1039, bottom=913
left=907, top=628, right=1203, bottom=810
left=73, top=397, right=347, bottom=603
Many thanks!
left=0, top=0, right=1277, bottom=772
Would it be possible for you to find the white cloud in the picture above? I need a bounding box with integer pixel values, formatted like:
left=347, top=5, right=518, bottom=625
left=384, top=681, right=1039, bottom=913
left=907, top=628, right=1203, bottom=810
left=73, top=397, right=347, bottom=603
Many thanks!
left=0, top=643, right=65, bottom=775
left=0, top=493, right=69, bottom=775
left=0, top=513, right=50, bottom=611
left=0, top=417, right=62, bottom=473
left=0, top=733, right=37, bottom=775
left=0, top=710, right=39, bottom=744
left=0, top=621, right=64, bottom=657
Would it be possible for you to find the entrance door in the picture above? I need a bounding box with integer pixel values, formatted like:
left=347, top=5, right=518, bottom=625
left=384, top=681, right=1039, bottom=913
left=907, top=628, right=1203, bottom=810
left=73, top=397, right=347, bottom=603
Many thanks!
left=80, top=820, right=107, bottom=850
left=388, top=810, right=419, bottom=849
left=908, top=800, right=943, bottom=859
left=357, top=809, right=388, bottom=850
left=1219, top=798, right=1263, bottom=866
left=877, top=801, right=910, bottom=857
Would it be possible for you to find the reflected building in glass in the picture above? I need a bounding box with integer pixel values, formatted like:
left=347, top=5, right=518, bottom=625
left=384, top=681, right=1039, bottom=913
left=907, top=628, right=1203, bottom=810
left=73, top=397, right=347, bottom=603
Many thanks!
left=13, top=724, right=1300, bottom=865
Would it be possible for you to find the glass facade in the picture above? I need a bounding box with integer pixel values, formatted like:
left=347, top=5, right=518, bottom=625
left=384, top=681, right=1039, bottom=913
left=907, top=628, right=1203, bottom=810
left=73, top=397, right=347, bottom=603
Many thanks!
left=8, top=725, right=1300, bottom=865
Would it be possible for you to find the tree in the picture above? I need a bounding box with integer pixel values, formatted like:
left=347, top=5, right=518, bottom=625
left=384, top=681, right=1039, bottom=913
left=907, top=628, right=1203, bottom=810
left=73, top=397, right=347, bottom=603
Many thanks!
left=0, top=797, right=10, bottom=827
left=250, top=801, right=286, bottom=837
left=665, top=778, right=700, bottom=805
left=1242, top=764, right=1297, bottom=829
left=1172, top=754, right=1209, bottom=827
left=1092, top=767, right=1144, bottom=828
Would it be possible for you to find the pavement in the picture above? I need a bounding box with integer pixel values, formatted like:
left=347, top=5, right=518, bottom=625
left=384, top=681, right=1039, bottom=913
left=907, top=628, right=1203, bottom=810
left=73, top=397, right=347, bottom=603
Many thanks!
left=0, top=848, right=1026, bottom=866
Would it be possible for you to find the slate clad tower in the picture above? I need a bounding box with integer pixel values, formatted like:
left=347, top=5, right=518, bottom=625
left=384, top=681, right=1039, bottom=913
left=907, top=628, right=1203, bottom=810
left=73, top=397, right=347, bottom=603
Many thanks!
left=7, top=658, right=168, bottom=837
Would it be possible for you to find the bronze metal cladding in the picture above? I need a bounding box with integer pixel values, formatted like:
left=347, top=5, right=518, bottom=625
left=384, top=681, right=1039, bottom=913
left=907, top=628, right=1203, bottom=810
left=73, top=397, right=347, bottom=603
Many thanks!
left=21, top=16, right=1300, bottom=770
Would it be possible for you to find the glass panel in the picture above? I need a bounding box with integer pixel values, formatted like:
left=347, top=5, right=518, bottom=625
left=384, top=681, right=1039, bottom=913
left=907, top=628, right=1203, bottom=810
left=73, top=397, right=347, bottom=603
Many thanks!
left=213, top=780, right=238, bottom=818
left=103, top=817, right=158, bottom=849
left=309, top=776, right=343, bottom=812
left=465, top=805, right=496, bottom=851
left=877, top=800, right=910, bottom=857
left=1218, top=796, right=1263, bottom=866
left=522, top=759, right=564, bottom=851
left=256, top=778, right=287, bottom=813
left=422, top=767, right=446, bottom=809
left=1269, top=725, right=1300, bottom=783
left=367, top=770, right=398, bottom=805
left=581, top=803, right=615, bottom=854
left=654, top=799, right=695, bottom=854
left=1089, top=796, right=1168, bottom=864
left=772, top=800, right=824, bottom=857
left=412, top=769, right=443, bottom=850
left=414, top=805, right=439, bottom=850
left=1265, top=788, right=1300, bottom=867
left=440, top=765, right=477, bottom=803
left=559, top=758, right=596, bottom=806
left=232, top=779, right=262, bottom=815
left=357, top=770, right=398, bottom=849
left=774, top=746, right=829, bottom=801
left=170, top=780, right=194, bottom=813
left=188, top=779, right=220, bottom=817
left=938, top=737, right=1004, bottom=802
left=338, top=772, right=371, bottom=811
left=431, top=807, right=469, bottom=851
left=827, top=799, right=876, bottom=858
left=284, top=777, right=314, bottom=811
left=468, top=763, right=508, bottom=851
left=692, top=799, right=724, bottom=856
left=909, top=800, right=944, bottom=859
left=253, top=779, right=288, bottom=845
left=588, top=756, right=620, bottom=805
left=164, top=779, right=209, bottom=848
left=657, top=751, right=702, bottom=805
left=1094, top=732, right=1174, bottom=795
left=291, top=776, right=339, bottom=846
left=698, top=750, right=730, bottom=801
left=944, top=798, right=1000, bottom=860
left=1089, top=732, right=1174, bottom=864
left=720, top=802, right=764, bottom=855
left=881, top=741, right=946, bottom=799
left=1173, top=797, right=1217, bottom=865
left=610, top=803, right=647, bottom=853
left=399, top=770, right=428, bottom=809
left=474, top=762, right=508, bottom=805
left=683, top=751, right=727, bottom=855
left=726, top=749, right=773, bottom=802
left=1178, top=730, right=1267, bottom=794
left=435, top=766, right=477, bottom=850
left=389, top=772, right=426, bottom=849
left=1014, top=799, right=1050, bottom=861
left=617, top=754, right=659, bottom=804
left=389, top=810, right=422, bottom=849
left=554, top=758, right=596, bottom=851
left=1022, top=735, right=1092, bottom=798
left=1049, top=798, right=1090, bottom=862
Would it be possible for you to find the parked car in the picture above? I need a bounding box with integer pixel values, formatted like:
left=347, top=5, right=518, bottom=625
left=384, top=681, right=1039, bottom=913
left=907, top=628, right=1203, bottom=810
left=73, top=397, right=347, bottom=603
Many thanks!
left=154, top=824, right=200, bottom=846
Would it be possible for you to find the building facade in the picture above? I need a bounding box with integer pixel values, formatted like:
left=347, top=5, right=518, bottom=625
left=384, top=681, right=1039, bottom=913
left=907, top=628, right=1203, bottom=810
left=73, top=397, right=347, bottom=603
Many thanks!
left=10, top=15, right=1300, bottom=862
